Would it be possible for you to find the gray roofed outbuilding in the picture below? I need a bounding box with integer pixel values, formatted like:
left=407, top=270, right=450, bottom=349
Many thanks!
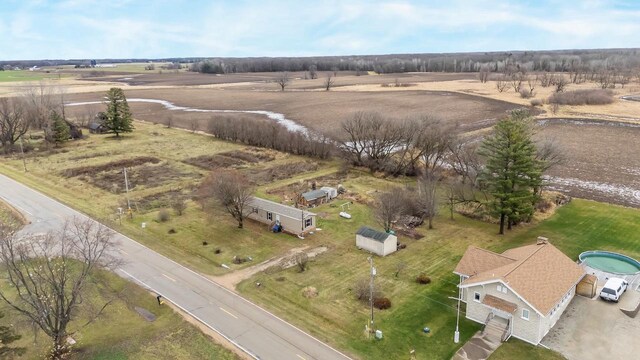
left=356, top=226, right=390, bottom=242
left=302, top=189, right=328, bottom=201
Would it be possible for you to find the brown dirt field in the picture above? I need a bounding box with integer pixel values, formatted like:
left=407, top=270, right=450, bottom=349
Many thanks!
left=183, top=154, right=246, bottom=170
left=65, top=87, right=521, bottom=133
left=245, top=161, right=319, bottom=185
left=62, top=156, right=160, bottom=177
left=535, top=119, right=640, bottom=207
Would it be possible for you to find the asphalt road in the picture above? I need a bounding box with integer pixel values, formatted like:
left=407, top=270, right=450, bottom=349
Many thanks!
left=0, top=174, right=352, bottom=360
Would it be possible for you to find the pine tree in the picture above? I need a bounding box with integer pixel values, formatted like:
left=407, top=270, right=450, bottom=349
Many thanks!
left=0, top=311, right=26, bottom=358
left=478, top=110, right=542, bottom=235
left=104, top=87, right=133, bottom=137
left=50, top=111, right=70, bottom=145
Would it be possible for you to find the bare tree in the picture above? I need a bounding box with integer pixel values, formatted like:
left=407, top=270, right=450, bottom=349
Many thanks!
left=198, top=170, right=254, bottom=228
left=170, top=193, right=187, bottom=216
left=495, top=76, right=508, bottom=92
left=0, top=98, right=29, bottom=152
left=190, top=119, right=199, bottom=133
left=295, top=252, right=309, bottom=272
left=595, top=70, right=613, bottom=89
left=21, top=82, right=63, bottom=129
left=0, top=219, right=119, bottom=359
left=551, top=75, right=568, bottom=93
left=415, top=119, right=455, bottom=177
left=510, top=72, right=525, bottom=93
left=478, top=66, right=490, bottom=83
left=324, top=73, right=334, bottom=91
left=374, top=188, right=407, bottom=232
left=416, top=174, right=438, bottom=229
left=308, top=65, right=318, bottom=79
left=449, top=141, right=482, bottom=185
left=275, top=72, right=290, bottom=91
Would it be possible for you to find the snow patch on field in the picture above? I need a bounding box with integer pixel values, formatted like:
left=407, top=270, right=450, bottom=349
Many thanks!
left=66, top=98, right=310, bottom=134
left=546, top=175, right=640, bottom=206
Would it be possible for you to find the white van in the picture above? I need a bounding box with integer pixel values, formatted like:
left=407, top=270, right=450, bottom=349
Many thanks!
left=599, top=278, right=628, bottom=302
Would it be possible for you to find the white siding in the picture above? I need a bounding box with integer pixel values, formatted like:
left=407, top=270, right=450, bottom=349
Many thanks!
left=463, top=282, right=543, bottom=344
left=355, top=234, right=397, bottom=256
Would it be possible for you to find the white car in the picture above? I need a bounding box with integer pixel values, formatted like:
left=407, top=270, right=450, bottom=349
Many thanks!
left=599, top=278, right=629, bottom=302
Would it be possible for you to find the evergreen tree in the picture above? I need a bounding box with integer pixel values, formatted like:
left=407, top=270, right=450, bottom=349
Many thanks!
left=478, top=110, right=542, bottom=234
left=50, top=111, right=70, bottom=145
left=104, top=88, right=133, bottom=137
left=0, top=311, right=26, bottom=358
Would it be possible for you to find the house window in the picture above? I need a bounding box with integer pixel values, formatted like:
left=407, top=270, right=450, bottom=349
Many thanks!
left=521, top=308, right=530, bottom=321
left=473, top=292, right=481, bottom=302
left=497, top=285, right=507, bottom=294
left=252, top=207, right=258, bottom=214
left=304, top=218, right=313, bottom=228
left=497, top=285, right=502, bottom=292
left=267, top=212, right=273, bottom=221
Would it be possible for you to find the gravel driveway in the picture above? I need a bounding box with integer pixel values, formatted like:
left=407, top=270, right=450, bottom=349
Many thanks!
left=542, top=291, right=640, bottom=360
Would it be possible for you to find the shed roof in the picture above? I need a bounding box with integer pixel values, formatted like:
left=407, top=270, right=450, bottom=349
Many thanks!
left=249, top=197, right=315, bottom=220
left=302, top=189, right=328, bottom=201
left=356, top=226, right=390, bottom=242
left=88, top=122, right=104, bottom=130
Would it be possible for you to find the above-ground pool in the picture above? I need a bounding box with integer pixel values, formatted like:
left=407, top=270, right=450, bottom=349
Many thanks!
left=579, top=251, right=640, bottom=275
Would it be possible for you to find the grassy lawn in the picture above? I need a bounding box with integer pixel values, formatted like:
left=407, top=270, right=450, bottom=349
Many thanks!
left=236, top=197, right=640, bottom=359
left=490, top=339, right=565, bottom=360
left=0, top=122, right=342, bottom=276
left=0, top=269, right=239, bottom=360
left=0, top=70, right=68, bottom=82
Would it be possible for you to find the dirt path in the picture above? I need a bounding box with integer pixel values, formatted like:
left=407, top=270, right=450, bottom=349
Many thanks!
left=212, top=245, right=328, bottom=291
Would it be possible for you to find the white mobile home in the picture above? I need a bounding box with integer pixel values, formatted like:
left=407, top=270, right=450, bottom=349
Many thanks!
left=248, top=197, right=316, bottom=236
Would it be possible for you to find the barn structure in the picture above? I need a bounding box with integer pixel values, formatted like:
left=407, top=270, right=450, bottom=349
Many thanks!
left=355, top=226, right=398, bottom=256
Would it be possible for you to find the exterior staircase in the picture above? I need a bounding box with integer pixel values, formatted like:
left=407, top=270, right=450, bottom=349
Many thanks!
left=482, top=316, right=509, bottom=344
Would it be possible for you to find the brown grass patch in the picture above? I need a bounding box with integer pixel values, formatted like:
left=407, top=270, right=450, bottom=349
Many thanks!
left=183, top=154, right=245, bottom=170
left=62, top=156, right=160, bottom=177
left=548, top=89, right=614, bottom=105
left=246, top=161, right=319, bottom=185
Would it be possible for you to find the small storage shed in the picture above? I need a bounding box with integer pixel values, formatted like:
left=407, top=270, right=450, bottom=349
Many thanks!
left=299, top=189, right=329, bottom=207
left=356, top=226, right=398, bottom=257
left=576, top=274, right=598, bottom=298
left=320, top=186, right=338, bottom=199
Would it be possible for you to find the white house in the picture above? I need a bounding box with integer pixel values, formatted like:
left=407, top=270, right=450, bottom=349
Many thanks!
left=454, top=238, right=585, bottom=345
left=355, top=226, right=397, bottom=256
left=247, top=197, right=316, bottom=236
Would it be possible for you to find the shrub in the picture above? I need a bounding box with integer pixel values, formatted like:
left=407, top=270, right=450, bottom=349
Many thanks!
left=547, top=89, right=614, bottom=106
left=530, top=98, right=543, bottom=107
left=295, top=253, right=309, bottom=272
left=519, top=88, right=532, bottom=98
left=302, top=286, right=318, bottom=298
left=232, top=256, right=248, bottom=264
left=354, top=278, right=382, bottom=303
left=202, top=241, right=209, bottom=246
left=157, top=209, right=170, bottom=222
left=214, top=248, right=221, bottom=254
left=373, top=297, right=392, bottom=310
left=167, top=228, right=176, bottom=234
left=416, top=273, right=431, bottom=284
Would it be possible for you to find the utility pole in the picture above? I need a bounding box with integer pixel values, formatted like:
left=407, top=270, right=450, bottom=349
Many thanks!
left=123, top=168, right=132, bottom=218
left=448, top=276, right=462, bottom=343
left=368, top=256, right=376, bottom=332
left=19, top=137, right=27, bottom=172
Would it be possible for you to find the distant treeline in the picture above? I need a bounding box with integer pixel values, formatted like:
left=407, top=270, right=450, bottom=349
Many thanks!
left=3, top=48, right=639, bottom=74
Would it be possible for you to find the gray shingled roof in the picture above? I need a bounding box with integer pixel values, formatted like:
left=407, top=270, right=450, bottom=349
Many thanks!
left=356, top=226, right=390, bottom=242
left=249, top=197, right=316, bottom=220
left=302, top=189, right=328, bottom=201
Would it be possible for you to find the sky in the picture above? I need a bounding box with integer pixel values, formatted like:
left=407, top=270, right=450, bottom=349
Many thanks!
left=1, top=0, right=640, bottom=60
